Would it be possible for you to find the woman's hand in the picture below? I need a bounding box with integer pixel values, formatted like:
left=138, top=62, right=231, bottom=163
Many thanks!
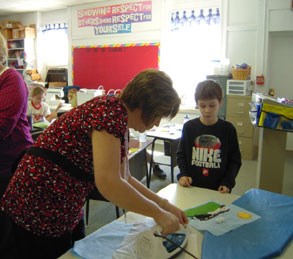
left=178, top=176, right=192, bottom=187
left=153, top=209, right=181, bottom=235
left=154, top=198, right=188, bottom=235
left=161, top=199, right=189, bottom=225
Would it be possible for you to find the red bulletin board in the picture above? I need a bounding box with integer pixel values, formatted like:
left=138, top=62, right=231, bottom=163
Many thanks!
left=72, top=43, right=159, bottom=92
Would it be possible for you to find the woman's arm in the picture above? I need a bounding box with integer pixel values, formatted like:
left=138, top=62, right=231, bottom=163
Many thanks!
left=128, top=176, right=188, bottom=225
left=0, top=72, right=25, bottom=140
left=92, top=129, right=184, bottom=234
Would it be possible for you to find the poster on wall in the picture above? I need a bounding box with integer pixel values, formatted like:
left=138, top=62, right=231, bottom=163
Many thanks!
left=72, top=43, right=159, bottom=91
left=77, top=1, right=152, bottom=35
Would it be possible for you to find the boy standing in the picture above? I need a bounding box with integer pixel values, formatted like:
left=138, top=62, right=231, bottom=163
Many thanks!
left=177, top=80, right=241, bottom=193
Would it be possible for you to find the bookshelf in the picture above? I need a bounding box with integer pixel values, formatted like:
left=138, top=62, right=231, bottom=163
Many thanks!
left=7, top=37, right=35, bottom=74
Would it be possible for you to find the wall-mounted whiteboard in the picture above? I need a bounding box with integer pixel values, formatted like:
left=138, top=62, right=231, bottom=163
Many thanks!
left=72, top=43, right=159, bottom=92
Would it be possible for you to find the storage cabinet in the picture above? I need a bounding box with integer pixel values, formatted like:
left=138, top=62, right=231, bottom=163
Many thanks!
left=226, top=95, right=257, bottom=160
left=7, top=36, right=35, bottom=74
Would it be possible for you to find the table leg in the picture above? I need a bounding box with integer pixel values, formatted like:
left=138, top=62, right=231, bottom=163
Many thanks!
left=85, top=198, right=90, bottom=227
left=147, top=138, right=156, bottom=188
left=169, top=139, right=180, bottom=183
left=170, top=156, right=174, bottom=183
left=169, top=141, right=174, bottom=183
left=142, top=149, right=150, bottom=188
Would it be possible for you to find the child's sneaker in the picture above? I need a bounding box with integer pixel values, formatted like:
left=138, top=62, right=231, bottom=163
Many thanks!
left=153, top=164, right=166, bottom=179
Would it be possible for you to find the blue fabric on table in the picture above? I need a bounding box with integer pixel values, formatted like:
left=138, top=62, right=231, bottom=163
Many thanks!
left=73, top=221, right=133, bottom=259
left=202, top=188, right=293, bottom=259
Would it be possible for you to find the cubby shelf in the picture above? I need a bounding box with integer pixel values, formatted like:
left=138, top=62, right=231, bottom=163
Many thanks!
left=6, top=37, right=35, bottom=73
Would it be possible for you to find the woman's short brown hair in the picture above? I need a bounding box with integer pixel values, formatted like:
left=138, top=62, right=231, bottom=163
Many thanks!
left=120, top=69, right=181, bottom=125
left=194, top=80, right=223, bottom=105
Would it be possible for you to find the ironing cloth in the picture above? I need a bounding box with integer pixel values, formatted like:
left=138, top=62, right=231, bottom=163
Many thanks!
left=73, top=218, right=197, bottom=259
left=73, top=221, right=133, bottom=259
left=202, top=188, right=293, bottom=259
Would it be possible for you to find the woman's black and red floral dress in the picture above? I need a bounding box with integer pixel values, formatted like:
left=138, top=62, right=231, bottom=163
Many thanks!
left=1, top=95, right=128, bottom=237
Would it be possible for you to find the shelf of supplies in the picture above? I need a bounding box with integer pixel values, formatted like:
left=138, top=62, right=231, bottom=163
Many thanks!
left=8, top=58, right=24, bottom=61
left=251, top=93, right=293, bottom=132
left=8, top=48, right=24, bottom=51
left=5, top=36, right=35, bottom=71
left=7, top=37, right=25, bottom=41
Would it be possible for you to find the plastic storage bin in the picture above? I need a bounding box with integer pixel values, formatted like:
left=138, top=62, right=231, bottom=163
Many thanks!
left=226, top=80, right=251, bottom=95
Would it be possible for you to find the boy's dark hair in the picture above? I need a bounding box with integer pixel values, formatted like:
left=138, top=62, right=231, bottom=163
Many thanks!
left=120, top=69, right=180, bottom=126
left=194, top=80, right=223, bottom=105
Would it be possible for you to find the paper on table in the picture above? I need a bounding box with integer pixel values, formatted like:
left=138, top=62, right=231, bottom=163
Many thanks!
left=113, top=218, right=198, bottom=259
left=112, top=219, right=156, bottom=259
left=186, top=201, right=261, bottom=236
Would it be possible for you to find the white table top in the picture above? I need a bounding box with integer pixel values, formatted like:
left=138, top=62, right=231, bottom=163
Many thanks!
left=60, top=184, right=293, bottom=258
left=146, top=124, right=182, bottom=141
left=157, top=184, right=239, bottom=258
left=49, top=104, right=72, bottom=113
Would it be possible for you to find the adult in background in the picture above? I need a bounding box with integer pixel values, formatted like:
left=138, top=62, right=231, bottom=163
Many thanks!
left=0, top=31, right=33, bottom=257
left=0, top=31, right=33, bottom=197
left=1, top=68, right=188, bottom=258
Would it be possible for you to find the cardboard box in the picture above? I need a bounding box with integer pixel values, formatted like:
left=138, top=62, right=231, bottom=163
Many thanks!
left=48, top=82, right=67, bottom=87
left=12, top=29, right=20, bottom=39
left=11, top=27, right=35, bottom=39
left=19, top=27, right=35, bottom=38
left=0, top=19, right=21, bottom=29
left=1, top=28, right=12, bottom=40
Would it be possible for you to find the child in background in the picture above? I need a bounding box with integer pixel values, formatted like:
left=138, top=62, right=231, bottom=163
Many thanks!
left=27, top=84, right=62, bottom=124
left=176, top=80, right=242, bottom=193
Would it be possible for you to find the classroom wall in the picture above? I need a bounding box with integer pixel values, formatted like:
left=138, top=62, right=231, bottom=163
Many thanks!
left=66, top=0, right=268, bottom=92
left=69, top=0, right=162, bottom=41
left=1, top=1, right=292, bottom=102
left=1, top=12, right=37, bottom=26
left=1, top=0, right=292, bottom=152
left=0, top=9, right=68, bottom=74
left=226, top=0, right=259, bottom=82
left=266, top=0, right=293, bottom=99
left=67, top=0, right=164, bottom=86
left=265, top=0, right=293, bottom=150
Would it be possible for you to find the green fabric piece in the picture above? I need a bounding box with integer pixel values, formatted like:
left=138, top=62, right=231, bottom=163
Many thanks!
left=184, top=201, right=221, bottom=217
